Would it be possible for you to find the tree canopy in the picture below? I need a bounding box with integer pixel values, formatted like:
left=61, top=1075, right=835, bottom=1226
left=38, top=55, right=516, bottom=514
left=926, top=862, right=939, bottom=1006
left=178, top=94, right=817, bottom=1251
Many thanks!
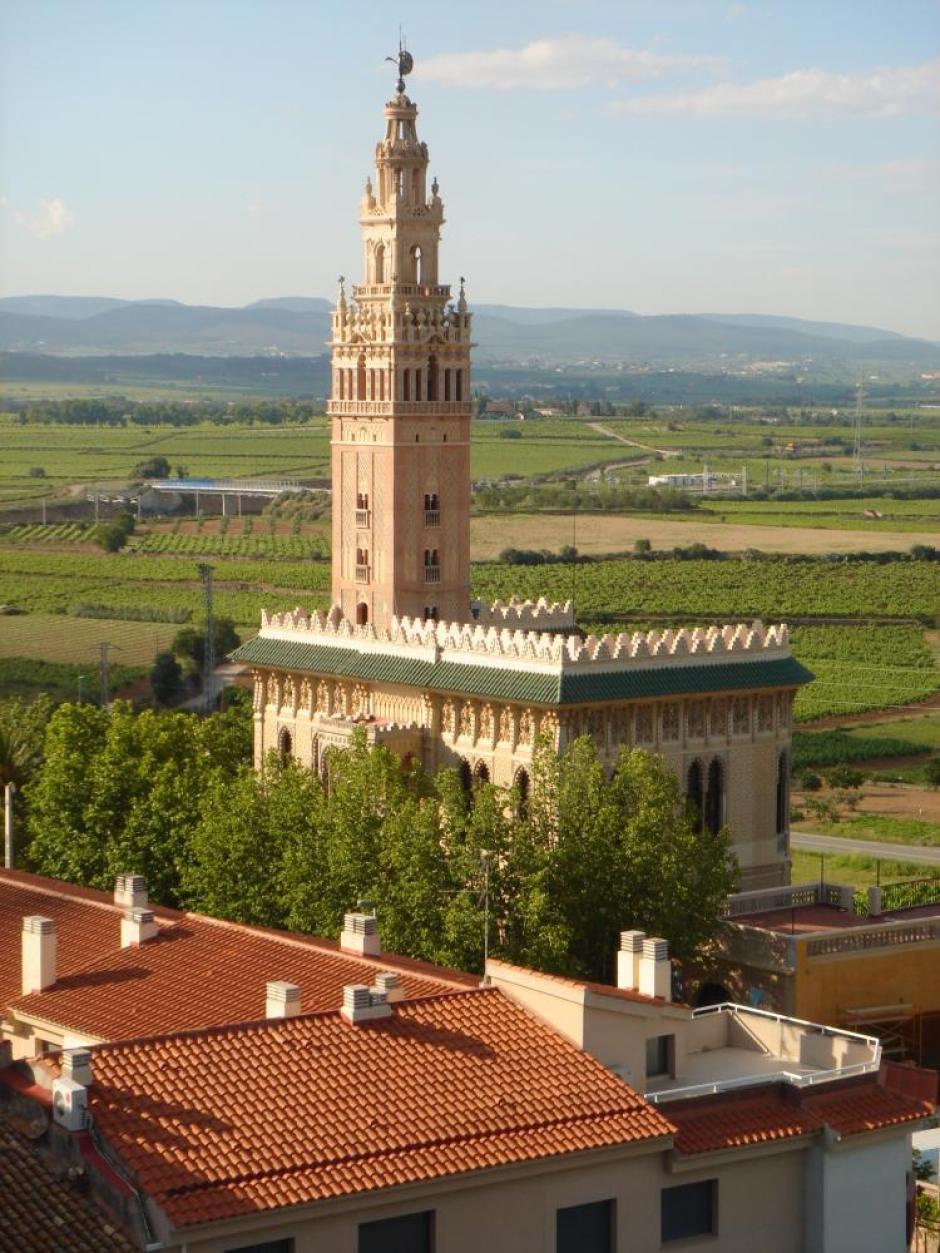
left=24, top=711, right=735, bottom=978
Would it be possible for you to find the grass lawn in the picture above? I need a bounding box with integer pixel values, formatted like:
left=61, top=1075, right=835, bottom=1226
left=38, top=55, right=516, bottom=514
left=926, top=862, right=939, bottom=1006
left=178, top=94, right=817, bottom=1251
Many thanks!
left=789, top=849, right=931, bottom=889
left=792, top=812, right=940, bottom=847
left=0, top=613, right=178, bottom=668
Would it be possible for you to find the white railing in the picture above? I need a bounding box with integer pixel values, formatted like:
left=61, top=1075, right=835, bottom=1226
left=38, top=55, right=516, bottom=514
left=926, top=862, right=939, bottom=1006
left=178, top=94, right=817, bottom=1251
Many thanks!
left=806, top=919, right=940, bottom=958
left=424, top=509, right=440, bottom=527
left=355, top=565, right=370, bottom=583
left=644, top=1002, right=880, bottom=1104
left=424, top=566, right=441, bottom=584
left=725, top=881, right=852, bottom=917
left=355, top=510, right=371, bottom=528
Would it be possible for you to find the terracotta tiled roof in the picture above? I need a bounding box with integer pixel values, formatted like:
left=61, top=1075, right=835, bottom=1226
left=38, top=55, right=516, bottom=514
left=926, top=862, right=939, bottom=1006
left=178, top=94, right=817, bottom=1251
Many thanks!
left=0, top=869, right=179, bottom=1018
left=9, top=911, right=475, bottom=1041
left=85, top=988, right=675, bottom=1226
left=0, top=1110, right=134, bottom=1252
left=662, top=1078, right=932, bottom=1157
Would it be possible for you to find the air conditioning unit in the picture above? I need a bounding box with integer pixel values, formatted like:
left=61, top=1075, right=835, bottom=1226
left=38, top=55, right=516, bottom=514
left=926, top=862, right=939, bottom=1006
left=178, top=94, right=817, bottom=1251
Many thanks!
left=52, top=1077, right=88, bottom=1132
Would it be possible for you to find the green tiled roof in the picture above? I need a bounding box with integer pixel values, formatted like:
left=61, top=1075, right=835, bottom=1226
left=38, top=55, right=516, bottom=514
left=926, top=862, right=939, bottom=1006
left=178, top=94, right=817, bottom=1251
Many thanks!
left=231, top=635, right=813, bottom=706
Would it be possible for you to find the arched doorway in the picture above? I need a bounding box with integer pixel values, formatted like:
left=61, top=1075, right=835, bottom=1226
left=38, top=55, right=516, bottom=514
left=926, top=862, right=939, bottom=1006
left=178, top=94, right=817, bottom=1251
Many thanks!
left=356, top=602, right=369, bottom=626
left=686, top=760, right=704, bottom=833
left=704, top=759, right=724, bottom=836
left=694, top=981, right=732, bottom=1008
left=473, top=760, right=490, bottom=786
left=277, top=727, right=293, bottom=764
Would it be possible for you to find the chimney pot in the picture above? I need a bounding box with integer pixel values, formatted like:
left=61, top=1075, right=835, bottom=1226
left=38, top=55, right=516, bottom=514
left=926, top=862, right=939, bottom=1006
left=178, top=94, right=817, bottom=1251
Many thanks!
left=114, top=873, right=148, bottom=910
left=266, top=980, right=301, bottom=1019
left=616, top=929, right=646, bottom=991
left=61, top=1049, right=93, bottom=1087
left=120, top=907, right=158, bottom=948
left=340, top=911, right=381, bottom=957
left=373, top=971, right=405, bottom=1003
left=638, top=937, right=671, bottom=1000
left=341, top=982, right=392, bottom=1024
left=21, top=915, right=56, bottom=995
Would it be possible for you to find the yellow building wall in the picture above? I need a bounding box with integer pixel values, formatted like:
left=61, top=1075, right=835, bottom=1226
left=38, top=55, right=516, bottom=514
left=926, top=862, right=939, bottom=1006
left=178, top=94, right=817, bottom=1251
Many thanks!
left=794, top=939, right=940, bottom=1024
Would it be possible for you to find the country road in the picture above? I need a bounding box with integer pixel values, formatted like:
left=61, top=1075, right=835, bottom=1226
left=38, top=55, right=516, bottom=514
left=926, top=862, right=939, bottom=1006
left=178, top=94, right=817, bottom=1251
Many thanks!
left=791, top=831, right=940, bottom=866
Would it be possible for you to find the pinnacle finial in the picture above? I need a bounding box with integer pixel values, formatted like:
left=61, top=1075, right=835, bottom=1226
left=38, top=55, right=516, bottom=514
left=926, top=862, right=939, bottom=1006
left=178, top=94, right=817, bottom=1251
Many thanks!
left=337, top=275, right=347, bottom=309
left=458, top=276, right=467, bottom=312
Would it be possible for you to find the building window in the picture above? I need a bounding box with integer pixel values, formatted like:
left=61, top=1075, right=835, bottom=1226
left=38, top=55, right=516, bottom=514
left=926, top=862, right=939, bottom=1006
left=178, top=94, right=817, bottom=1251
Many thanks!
left=424, top=549, right=440, bottom=583
left=359, top=1211, right=433, bottom=1253
left=704, top=758, right=724, bottom=836
left=356, top=602, right=369, bottom=627
left=556, top=1199, right=614, bottom=1253
left=424, top=492, right=440, bottom=526
left=686, top=760, right=704, bottom=833
left=776, top=751, right=789, bottom=836
left=277, top=728, right=292, bottom=763
left=645, top=1033, right=674, bottom=1080
left=514, top=766, right=530, bottom=818
left=661, top=1181, right=716, bottom=1244
left=423, top=606, right=438, bottom=622
left=225, top=1240, right=293, bottom=1253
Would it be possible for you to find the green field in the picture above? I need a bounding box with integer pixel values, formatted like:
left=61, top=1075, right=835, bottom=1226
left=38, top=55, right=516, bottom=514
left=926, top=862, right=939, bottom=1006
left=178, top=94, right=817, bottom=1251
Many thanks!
left=790, top=850, right=932, bottom=890
left=0, top=613, right=179, bottom=666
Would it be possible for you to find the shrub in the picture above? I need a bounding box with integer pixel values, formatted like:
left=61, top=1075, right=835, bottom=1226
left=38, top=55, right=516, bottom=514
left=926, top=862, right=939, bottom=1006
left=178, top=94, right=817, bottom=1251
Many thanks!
left=800, top=770, right=823, bottom=792
left=826, top=764, right=864, bottom=790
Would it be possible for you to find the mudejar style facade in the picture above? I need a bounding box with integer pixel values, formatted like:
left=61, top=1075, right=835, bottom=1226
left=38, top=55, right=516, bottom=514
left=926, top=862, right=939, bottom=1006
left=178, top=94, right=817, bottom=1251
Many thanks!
left=233, top=61, right=812, bottom=891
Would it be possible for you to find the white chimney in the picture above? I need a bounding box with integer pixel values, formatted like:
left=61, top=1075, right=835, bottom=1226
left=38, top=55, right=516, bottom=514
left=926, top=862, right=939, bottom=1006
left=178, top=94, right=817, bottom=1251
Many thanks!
left=21, top=916, right=56, bottom=995
left=341, top=983, right=392, bottom=1024
left=638, top=937, right=671, bottom=1000
left=340, top=911, right=381, bottom=957
left=266, top=980, right=301, bottom=1019
left=52, top=1077, right=88, bottom=1132
left=120, top=907, right=158, bottom=948
left=616, top=930, right=646, bottom=991
left=372, top=971, right=405, bottom=1003
left=61, top=1049, right=93, bottom=1087
left=114, top=873, right=148, bottom=910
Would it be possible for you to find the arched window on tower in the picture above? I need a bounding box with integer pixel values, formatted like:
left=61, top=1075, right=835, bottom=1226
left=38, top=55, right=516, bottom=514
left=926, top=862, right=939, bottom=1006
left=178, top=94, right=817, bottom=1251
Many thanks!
left=357, top=354, right=367, bottom=400
left=455, top=369, right=464, bottom=402
left=411, top=245, right=423, bottom=284
left=374, top=242, right=385, bottom=285
left=705, top=759, right=724, bottom=836
left=356, top=602, right=369, bottom=626
left=427, top=353, right=438, bottom=401
left=443, top=369, right=451, bottom=401
left=686, top=760, right=704, bottom=834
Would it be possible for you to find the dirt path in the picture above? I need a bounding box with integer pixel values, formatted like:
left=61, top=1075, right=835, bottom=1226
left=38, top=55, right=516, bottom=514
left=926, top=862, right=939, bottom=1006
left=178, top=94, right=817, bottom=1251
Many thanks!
left=588, top=422, right=678, bottom=458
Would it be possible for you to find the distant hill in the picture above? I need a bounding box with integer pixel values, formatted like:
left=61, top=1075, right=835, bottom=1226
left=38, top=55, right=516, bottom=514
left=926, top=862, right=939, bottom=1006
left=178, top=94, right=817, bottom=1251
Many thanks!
left=0, top=295, right=936, bottom=375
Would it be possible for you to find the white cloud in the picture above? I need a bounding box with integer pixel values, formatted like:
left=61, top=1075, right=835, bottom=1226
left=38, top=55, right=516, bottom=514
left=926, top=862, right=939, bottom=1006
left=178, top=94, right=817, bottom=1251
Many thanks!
left=613, top=58, right=940, bottom=119
left=420, top=36, right=722, bottom=92
left=17, top=197, right=74, bottom=238
left=820, top=158, right=940, bottom=183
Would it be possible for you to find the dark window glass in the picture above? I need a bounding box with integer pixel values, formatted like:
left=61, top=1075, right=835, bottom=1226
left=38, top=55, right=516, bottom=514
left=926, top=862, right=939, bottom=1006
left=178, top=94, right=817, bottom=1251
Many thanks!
left=646, top=1033, right=673, bottom=1079
left=662, top=1180, right=716, bottom=1243
left=556, top=1199, right=613, bottom=1253
left=224, top=1240, right=292, bottom=1253
left=359, top=1210, right=433, bottom=1253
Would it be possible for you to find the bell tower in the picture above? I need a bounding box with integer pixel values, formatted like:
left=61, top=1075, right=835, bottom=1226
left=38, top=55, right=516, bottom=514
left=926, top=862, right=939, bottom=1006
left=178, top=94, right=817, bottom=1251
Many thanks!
left=328, top=51, right=472, bottom=631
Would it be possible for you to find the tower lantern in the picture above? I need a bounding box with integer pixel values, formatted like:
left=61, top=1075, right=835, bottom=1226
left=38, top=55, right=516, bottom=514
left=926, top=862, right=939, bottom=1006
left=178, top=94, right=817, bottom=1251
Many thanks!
left=328, top=54, right=472, bottom=631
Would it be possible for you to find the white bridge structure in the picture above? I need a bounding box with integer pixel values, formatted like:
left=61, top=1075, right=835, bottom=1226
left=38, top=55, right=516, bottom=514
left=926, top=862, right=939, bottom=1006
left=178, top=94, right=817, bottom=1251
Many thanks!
left=149, top=478, right=327, bottom=514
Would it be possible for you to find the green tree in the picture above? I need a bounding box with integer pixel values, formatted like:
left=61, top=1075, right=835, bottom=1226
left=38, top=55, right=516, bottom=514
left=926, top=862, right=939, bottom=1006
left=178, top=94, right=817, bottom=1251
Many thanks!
left=923, top=758, right=940, bottom=790
left=172, top=617, right=242, bottom=670
left=0, top=695, right=53, bottom=790
left=149, top=651, right=183, bottom=705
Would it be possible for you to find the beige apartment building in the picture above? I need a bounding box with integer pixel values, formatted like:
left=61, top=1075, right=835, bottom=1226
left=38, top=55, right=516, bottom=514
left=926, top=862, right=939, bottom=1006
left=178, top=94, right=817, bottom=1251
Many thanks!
left=0, top=866, right=933, bottom=1253
left=233, top=61, right=811, bottom=890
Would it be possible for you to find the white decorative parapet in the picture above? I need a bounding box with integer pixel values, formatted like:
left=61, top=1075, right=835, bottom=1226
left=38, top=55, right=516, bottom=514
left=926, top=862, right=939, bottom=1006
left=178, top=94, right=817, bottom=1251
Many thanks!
left=258, top=605, right=792, bottom=676
left=472, top=596, right=576, bottom=630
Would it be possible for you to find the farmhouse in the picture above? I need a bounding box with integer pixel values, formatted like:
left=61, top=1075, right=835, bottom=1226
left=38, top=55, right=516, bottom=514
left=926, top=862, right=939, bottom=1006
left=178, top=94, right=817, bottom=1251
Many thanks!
left=232, top=66, right=812, bottom=890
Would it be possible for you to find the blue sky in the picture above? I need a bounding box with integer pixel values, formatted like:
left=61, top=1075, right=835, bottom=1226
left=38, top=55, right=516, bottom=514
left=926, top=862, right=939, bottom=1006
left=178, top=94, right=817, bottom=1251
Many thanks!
left=2, top=0, right=939, bottom=337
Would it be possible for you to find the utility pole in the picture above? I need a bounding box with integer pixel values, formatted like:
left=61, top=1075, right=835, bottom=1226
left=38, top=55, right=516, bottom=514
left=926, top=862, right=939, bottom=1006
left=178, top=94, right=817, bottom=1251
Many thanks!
left=42, top=498, right=47, bottom=525
left=198, top=563, right=215, bottom=714
left=4, top=783, right=14, bottom=870
left=98, top=642, right=111, bottom=708
left=77, top=673, right=88, bottom=703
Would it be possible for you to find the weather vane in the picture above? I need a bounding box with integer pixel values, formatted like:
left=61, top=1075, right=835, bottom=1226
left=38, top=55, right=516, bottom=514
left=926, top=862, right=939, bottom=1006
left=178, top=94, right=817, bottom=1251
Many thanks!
left=386, top=31, right=414, bottom=93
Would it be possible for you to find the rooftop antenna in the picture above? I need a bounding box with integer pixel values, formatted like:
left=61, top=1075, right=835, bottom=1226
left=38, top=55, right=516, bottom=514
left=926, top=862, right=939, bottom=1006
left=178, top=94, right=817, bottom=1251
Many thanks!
left=386, top=31, right=414, bottom=93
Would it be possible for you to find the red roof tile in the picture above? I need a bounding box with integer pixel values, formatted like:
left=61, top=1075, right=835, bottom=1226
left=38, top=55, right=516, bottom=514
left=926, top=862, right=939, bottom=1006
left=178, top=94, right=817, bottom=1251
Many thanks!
left=662, top=1078, right=932, bottom=1157
left=0, top=869, right=179, bottom=1018
left=84, top=988, right=674, bottom=1226
left=9, top=911, right=475, bottom=1041
left=0, top=1110, right=134, bottom=1252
